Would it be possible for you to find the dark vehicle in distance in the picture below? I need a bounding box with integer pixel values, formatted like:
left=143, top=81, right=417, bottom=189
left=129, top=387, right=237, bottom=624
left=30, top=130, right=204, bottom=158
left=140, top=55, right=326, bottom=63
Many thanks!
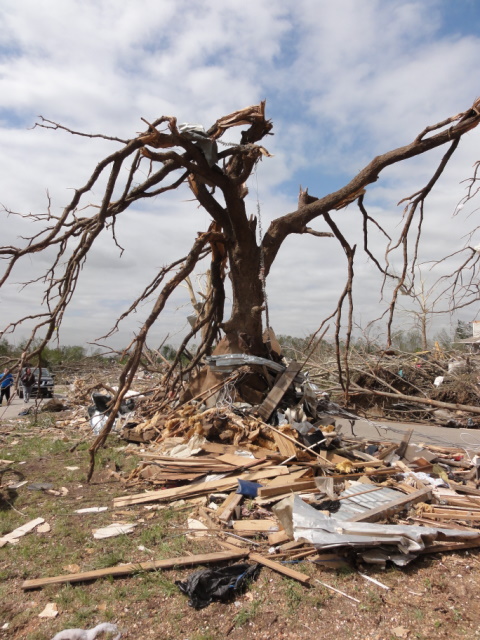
left=18, top=368, right=55, bottom=398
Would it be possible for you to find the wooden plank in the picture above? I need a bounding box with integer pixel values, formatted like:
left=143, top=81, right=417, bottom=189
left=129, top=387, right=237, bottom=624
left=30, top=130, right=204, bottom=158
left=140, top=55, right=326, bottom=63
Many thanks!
left=257, top=362, right=303, bottom=421
left=216, top=454, right=266, bottom=469
left=328, top=468, right=399, bottom=480
left=22, top=550, right=248, bottom=590
left=233, top=520, right=279, bottom=533
left=268, top=530, right=290, bottom=545
left=257, top=479, right=317, bottom=498
left=278, top=539, right=304, bottom=551
left=419, top=540, right=480, bottom=555
left=375, top=443, right=398, bottom=460
left=347, top=487, right=432, bottom=523
left=396, top=428, right=414, bottom=459
left=200, top=441, right=281, bottom=461
left=218, top=492, right=243, bottom=523
left=249, top=552, right=310, bottom=585
left=419, top=512, right=480, bottom=521
left=113, top=466, right=289, bottom=507
left=262, top=468, right=310, bottom=487
left=449, top=482, right=480, bottom=497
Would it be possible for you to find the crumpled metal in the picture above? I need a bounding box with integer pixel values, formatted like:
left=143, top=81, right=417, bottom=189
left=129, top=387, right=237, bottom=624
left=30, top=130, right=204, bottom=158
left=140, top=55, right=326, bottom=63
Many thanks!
left=273, top=495, right=480, bottom=555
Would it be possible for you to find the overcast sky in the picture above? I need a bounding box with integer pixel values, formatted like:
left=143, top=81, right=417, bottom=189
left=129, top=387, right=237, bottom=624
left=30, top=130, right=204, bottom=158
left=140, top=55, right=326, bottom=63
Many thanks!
left=1, top=0, right=479, bottom=351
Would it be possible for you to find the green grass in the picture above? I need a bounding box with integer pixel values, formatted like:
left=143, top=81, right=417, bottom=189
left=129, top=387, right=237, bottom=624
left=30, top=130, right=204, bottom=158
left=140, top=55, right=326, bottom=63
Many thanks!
left=234, top=597, right=262, bottom=627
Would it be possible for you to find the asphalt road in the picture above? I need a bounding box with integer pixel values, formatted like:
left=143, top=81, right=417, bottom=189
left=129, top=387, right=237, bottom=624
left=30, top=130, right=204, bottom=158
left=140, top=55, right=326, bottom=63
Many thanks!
left=0, top=393, right=48, bottom=421
left=336, top=416, right=480, bottom=451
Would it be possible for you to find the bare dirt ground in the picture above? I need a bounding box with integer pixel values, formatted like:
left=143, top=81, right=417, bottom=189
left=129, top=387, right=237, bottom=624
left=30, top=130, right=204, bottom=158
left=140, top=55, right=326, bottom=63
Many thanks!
left=2, top=417, right=480, bottom=640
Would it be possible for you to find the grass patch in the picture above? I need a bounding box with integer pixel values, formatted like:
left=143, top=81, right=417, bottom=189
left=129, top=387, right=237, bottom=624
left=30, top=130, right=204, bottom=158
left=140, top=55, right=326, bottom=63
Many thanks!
left=234, top=597, right=262, bottom=627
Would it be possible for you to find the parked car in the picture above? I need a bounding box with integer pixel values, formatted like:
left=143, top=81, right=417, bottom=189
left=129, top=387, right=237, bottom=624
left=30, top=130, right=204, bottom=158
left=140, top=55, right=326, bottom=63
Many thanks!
left=18, top=368, right=55, bottom=398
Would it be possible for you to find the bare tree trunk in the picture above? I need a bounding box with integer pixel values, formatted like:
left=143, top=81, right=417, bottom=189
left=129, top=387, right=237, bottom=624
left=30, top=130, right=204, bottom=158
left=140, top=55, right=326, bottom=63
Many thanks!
left=222, top=237, right=265, bottom=354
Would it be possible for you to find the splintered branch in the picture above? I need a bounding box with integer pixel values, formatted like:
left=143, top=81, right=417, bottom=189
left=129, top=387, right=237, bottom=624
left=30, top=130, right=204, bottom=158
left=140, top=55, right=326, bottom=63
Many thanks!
left=87, top=231, right=213, bottom=481
left=323, top=212, right=356, bottom=396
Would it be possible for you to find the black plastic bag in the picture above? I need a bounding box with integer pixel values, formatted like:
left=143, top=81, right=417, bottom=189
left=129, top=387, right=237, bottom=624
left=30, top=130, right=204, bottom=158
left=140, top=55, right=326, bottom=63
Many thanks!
left=175, top=563, right=260, bottom=609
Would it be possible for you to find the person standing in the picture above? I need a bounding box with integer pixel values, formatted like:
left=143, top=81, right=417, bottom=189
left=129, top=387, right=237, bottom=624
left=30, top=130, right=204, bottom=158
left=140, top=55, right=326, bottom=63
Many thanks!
left=21, top=367, right=35, bottom=403
left=0, top=368, right=14, bottom=405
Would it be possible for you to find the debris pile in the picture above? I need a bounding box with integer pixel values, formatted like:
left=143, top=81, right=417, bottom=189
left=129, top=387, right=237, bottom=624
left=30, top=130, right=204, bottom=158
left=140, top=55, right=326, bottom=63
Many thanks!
left=104, top=355, right=480, bottom=580
left=18, top=352, right=480, bottom=605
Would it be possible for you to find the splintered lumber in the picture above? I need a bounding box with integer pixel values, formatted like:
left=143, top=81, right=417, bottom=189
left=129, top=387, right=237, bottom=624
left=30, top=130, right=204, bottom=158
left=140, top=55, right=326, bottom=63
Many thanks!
left=113, top=466, right=289, bottom=507
left=347, top=487, right=432, bottom=523
left=249, top=552, right=311, bottom=585
left=22, top=550, right=248, bottom=590
left=396, top=428, right=414, bottom=459
left=257, top=362, right=303, bottom=421
left=328, top=467, right=399, bottom=480
left=257, top=479, right=317, bottom=498
left=272, top=430, right=298, bottom=457
left=218, top=492, right=243, bottom=523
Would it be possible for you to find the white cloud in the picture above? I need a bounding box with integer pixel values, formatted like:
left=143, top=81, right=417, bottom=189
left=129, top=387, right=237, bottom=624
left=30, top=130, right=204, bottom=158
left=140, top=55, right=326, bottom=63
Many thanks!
left=1, top=0, right=479, bottom=349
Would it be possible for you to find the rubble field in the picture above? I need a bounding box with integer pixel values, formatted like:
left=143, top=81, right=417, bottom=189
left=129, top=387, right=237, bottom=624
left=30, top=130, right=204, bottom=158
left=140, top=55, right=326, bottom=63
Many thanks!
left=2, top=353, right=480, bottom=639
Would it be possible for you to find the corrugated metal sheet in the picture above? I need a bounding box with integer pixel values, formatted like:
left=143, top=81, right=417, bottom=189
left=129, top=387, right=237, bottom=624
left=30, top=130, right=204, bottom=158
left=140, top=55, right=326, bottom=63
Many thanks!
left=334, top=484, right=403, bottom=521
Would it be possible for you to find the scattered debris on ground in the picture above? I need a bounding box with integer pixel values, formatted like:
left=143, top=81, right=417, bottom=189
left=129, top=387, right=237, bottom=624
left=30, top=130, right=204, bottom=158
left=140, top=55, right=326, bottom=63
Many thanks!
left=3, top=347, right=480, bottom=638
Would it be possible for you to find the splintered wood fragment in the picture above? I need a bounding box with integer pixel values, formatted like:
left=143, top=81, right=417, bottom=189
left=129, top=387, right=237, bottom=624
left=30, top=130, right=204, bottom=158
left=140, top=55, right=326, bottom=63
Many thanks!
left=268, top=530, right=291, bottom=545
left=346, top=487, right=432, bottom=523
left=272, top=430, right=298, bottom=457
left=257, top=479, right=317, bottom=498
left=396, top=428, right=414, bottom=459
left=375, top=443, right=398, bottom=460
left=257, top=362, right=303, bottom=421
left=249, top=552, right=311, bottom=585
left=218, top=492, right=243, bottom=523
left=22, top=550, right=248, bottom=590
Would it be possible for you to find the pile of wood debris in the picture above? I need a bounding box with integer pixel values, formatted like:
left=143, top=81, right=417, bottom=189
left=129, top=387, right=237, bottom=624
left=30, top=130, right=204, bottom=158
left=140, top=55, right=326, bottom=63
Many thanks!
left=100, top=356, right=480, bottom=583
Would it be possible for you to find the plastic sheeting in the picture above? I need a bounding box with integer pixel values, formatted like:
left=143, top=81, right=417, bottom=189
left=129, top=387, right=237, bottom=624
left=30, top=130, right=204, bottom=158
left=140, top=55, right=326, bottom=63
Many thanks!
left=175, top=563, right=260, bottom=609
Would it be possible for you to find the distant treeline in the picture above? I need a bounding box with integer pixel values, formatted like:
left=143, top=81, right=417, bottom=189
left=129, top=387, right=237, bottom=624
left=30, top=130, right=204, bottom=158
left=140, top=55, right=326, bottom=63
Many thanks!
left=0, top=320, right=469, bottom=369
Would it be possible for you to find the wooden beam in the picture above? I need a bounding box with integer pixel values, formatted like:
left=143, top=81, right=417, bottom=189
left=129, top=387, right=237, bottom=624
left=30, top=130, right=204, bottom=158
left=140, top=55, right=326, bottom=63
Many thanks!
left=257, top=479, right=317, bottom=498
left=257, top=362, right=302, bottom=421
left=346, top=487, right=432, bottom=523
left=249, top=552, right=310, bottom=585
left=22, top=550, right=248, bottom=590
left=233, top=520, right=279, bottom=533
left=419, top=540, right=480, bottom=555
left=449, top=482, right=480, bottom=497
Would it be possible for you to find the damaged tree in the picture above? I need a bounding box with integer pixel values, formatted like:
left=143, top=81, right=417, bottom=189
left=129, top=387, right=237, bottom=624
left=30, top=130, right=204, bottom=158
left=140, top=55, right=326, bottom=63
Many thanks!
left=2, top=100, right=480, bottom=479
